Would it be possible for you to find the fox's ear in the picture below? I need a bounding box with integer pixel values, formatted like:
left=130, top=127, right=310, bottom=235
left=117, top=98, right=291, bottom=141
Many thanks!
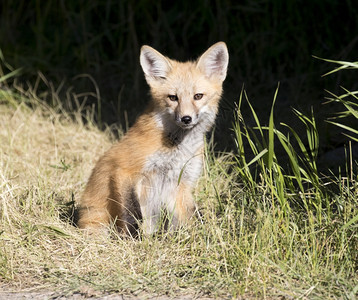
left=140, top=46, right=171, bottom=80
left=196, top=42, right=229, bottom=81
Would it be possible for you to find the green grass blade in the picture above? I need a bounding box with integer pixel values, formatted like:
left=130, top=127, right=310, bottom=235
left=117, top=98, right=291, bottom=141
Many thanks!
left=326, top=121, right=358, bottom=136
left=342, top=133, right=358, bottom=142
left=342, top=102, right=358, bottom=119
left=275, top=128, right=304, bottom=192
left=267, top=84, right=279, bottom=170
left=341, top=214, right=358, bottom=230
left=313, top=56, right=358, bottom=76
left=246, top=148, right=268, bottom=168
left=245, top=93, right=265, bottom=140
left=0, top=68, right=23, bottom=83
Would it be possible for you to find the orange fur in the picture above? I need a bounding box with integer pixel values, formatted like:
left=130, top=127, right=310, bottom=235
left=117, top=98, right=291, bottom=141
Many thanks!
left=77, top=42, right=229, bottom=235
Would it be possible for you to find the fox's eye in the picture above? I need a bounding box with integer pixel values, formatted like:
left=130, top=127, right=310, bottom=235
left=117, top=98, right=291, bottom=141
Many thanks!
left=194, top=93, right=203, bottom=100
left=168, top=95, right=178, bottom=101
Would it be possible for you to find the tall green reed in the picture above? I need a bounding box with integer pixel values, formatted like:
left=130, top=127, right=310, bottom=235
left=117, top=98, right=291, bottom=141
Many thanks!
left=233, top=85, right=328, bottom=222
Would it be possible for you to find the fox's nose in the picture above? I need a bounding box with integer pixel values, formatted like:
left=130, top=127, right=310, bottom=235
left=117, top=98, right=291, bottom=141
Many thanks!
left=181, top=116, right=192, bottom=124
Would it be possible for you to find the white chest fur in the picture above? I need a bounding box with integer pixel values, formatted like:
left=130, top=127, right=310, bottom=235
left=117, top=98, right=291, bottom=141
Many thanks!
left=143, top=126, right=204, bottom=200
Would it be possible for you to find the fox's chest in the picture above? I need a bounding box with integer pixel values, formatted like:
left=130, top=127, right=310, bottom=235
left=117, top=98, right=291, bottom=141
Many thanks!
left=144, top=144, right=203, bottom=186
left=141, top=125, right=204, bottom=184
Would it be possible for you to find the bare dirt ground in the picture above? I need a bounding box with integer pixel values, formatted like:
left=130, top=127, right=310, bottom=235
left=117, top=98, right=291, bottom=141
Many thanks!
left=0, top=292, right=217, bottom=300
left=0, top=286, right=218, bottom=300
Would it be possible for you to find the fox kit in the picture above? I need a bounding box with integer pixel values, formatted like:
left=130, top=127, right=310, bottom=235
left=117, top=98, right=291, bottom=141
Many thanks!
left=77, top=42, right=229, bottom=235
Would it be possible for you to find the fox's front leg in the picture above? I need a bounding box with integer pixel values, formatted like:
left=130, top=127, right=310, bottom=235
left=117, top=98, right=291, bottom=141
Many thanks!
left=167, top=182, right=196, bottom=230
left=136, top=175, right=161, bottom=235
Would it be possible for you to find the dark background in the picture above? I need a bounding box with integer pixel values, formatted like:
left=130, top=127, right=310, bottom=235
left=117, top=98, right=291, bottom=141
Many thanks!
left=1, top=0, right=357, bottom=159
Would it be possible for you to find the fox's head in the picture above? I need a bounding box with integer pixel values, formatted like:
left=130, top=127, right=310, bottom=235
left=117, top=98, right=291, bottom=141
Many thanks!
left=140, top=42, right=228, bottom=130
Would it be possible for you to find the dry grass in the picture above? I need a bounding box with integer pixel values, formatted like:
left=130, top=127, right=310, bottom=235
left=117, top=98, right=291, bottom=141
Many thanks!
left=0, top=96, right=114, bottom=290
